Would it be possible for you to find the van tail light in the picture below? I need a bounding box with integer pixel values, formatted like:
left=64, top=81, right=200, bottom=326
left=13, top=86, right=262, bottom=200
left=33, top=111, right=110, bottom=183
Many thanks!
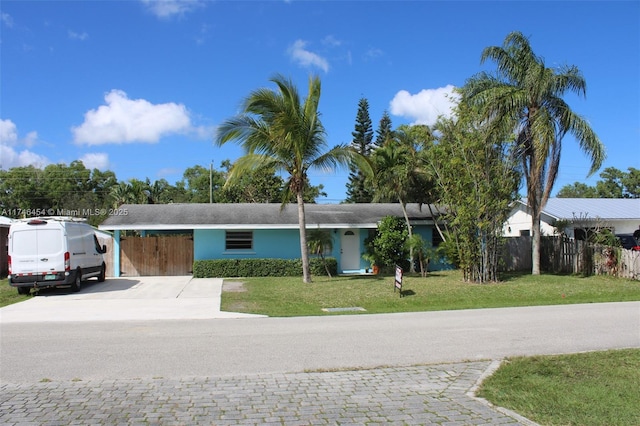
left=7, top=255, right=11, bottom=275
left=64, top=252, right=70, bottom=271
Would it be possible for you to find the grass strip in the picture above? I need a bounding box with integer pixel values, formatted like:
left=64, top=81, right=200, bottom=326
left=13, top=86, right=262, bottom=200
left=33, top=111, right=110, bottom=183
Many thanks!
left=221, top=270, right=640, bottom=317
left=477, top=349, right=640, bottom=426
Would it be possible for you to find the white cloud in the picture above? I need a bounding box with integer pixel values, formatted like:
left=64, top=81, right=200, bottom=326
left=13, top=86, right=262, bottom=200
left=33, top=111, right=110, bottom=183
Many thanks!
left=1, top=12, right=14, bottom=28
left=322, top=35, right=342, bottom=47
left=140, top=0, right=204, bottom=19
left=72, top=89, right=193, bottom=145
left=288, top=39, right=329, bottom=73
left=79, top=153, right=110, bottom=170
left=389, top=85, right=460, bottom=126
left=364, top=48, right=384, bottom=60
left=68, top=30, right=89, bottom=41
left=0, top=119, right=49, bottom=169
left=0, top=119, right=18, bottom=145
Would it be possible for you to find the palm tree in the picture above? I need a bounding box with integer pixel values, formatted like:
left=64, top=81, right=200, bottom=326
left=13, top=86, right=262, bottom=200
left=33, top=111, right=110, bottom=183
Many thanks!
left=215, top=74, right=360, bottom=283
left=307, top=228, right=334, bottom=278
left=463, top=31, right=605, bottom=275
left=110, top=182, right=135, bottom=208
left=369, top=127, right=431, bottom=272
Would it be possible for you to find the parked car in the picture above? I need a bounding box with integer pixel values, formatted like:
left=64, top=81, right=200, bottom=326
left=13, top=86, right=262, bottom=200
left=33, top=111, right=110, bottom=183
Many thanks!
left=616, top=234, right=640, bottom=251
left=8, top=217, right=107, bottom=294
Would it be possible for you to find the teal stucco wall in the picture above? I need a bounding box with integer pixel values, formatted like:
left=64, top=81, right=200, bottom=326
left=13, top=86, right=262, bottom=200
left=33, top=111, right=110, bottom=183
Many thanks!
left=194, top=228, right=302, bottom=260
left=193, top=225, right=449, bottom=272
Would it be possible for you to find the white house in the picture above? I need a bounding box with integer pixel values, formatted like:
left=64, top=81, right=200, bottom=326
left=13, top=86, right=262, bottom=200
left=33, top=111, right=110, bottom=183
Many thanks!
left=504, top=198, right=640, bottom=238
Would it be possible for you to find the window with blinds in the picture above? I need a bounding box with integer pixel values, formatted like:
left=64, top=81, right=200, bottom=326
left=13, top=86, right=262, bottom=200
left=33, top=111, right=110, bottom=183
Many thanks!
left=225, top=231, right=253, bottom=250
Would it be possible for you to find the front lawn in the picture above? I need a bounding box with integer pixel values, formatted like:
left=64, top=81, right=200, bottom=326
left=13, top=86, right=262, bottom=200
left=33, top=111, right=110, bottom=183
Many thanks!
left=221, top=270, right=640, bottom=317
left=0, top=278, right=30, bottom=308
left=478, top=349, right=640, bottom=426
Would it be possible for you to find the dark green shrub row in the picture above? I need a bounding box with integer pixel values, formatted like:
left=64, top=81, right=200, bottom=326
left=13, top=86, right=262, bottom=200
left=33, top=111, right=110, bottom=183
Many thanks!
left=193, top=257, right=337, bottom=278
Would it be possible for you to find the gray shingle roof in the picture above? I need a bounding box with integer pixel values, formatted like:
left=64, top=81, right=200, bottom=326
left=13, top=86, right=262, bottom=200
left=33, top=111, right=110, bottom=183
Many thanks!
left=99, top=203, right=441, bottom=231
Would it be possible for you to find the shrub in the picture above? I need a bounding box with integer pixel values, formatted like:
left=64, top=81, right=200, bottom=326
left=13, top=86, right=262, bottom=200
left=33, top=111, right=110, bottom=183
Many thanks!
left=363, top=216, right=410, bottom=271
left=193, top=257, right=337, bottom=278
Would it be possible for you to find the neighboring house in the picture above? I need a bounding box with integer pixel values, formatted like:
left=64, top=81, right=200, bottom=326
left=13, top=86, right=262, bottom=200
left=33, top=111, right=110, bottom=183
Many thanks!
left=1, top=216, right=12, bottom=277
left=504, top=198, right=640, bottom=238
left=99, top=203, right=443, bottom=277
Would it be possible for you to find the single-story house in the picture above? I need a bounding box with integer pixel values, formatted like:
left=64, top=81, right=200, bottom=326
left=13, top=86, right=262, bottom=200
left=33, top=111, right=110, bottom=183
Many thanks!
left=98, top=203, right=444, bottom=277
left=1, top=216, right=12, bottom=277
left=504, top=198, right=640, bottom=238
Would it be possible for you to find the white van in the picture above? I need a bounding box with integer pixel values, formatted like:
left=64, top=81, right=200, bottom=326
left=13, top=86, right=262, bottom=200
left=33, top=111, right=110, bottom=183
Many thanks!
left=8, top=217, right=107, bottom=294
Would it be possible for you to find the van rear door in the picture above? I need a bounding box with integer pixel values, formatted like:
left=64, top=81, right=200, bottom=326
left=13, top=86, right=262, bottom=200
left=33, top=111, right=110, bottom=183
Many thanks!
left=11, top=221, right=65, bottom=279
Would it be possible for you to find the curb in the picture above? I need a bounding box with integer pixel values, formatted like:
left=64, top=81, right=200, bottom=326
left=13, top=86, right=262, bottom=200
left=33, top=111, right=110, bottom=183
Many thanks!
left=467, top=359, right=541, bottom=426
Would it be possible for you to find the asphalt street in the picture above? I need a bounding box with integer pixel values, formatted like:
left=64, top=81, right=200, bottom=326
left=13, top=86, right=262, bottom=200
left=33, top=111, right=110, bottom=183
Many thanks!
left=1, top=301, right=639, bottom=382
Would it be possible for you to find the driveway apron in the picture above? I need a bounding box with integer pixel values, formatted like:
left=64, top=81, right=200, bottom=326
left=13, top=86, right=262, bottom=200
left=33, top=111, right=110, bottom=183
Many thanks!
left=0, top=276, right=264, bottom=322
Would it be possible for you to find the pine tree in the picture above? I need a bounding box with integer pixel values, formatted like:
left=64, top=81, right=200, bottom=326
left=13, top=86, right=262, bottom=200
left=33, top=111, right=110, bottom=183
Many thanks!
left=374, top=110, right=394, bottom=148
left=345, top=98, right=374, bottom=203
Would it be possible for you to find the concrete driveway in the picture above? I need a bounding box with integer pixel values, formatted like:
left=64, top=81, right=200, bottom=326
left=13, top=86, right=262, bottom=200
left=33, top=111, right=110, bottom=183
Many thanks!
left=0, top=276, right=264, bottom=323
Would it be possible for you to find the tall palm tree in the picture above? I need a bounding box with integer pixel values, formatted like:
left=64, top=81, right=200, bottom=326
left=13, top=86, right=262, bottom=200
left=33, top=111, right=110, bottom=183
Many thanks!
left=463, top=31, right=605, bottom=275
left=369, top=127, right=431, bottom=272
left=215, top=74, right=359, bottom=283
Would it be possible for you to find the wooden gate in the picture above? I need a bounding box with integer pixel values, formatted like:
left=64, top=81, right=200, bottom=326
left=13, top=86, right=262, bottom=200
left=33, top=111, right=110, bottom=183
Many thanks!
left=120, top=235, right=193, bottom=276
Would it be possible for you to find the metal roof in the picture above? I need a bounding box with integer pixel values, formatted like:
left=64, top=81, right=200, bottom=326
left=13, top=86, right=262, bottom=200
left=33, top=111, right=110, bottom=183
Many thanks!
left=99, top=203, right=442, bottom=231
left=519, top=198, right=640, bottom=221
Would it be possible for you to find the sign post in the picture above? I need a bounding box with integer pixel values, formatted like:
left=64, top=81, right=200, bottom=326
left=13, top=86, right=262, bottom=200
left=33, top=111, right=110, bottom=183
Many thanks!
left=394, top=265, right=403, bottom=297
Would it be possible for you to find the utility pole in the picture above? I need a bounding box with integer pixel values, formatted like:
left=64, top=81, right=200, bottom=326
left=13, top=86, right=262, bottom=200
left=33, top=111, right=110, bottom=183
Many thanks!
left=209, top=161, right=213, bottom=204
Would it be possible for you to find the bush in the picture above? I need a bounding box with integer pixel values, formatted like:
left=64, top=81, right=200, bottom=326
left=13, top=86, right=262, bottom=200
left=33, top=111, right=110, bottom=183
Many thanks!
left=193, top=257, right=337, bottom=278
left=363, top=216, right=410, bottom=270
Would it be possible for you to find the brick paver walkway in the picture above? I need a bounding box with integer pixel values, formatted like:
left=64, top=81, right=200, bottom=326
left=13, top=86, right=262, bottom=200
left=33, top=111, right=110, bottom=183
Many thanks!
left=0, top=361, right=534, bottom=425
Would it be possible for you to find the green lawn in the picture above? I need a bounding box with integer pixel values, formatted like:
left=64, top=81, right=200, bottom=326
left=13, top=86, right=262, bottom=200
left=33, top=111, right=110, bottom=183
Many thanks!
left=221, top=270, right=640, bottom=317
left=0, top=278, right=30, bottom=308
left=478, top=349, right=640, bottom=426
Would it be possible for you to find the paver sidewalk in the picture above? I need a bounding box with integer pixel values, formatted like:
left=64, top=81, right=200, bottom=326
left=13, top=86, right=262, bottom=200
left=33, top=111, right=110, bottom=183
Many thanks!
left=0, top=361, right=535, bottom=426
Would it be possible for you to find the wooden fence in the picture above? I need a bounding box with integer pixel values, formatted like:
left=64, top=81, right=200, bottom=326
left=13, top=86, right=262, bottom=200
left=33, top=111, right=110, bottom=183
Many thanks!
left=119, top=235, right=194, bottom=276
left=501, top=236, right=640, bottom=280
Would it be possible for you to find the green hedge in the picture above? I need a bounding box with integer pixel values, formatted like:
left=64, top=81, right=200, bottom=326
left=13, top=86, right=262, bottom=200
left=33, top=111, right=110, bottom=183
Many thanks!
left=193, top=257, right=338, bottom=278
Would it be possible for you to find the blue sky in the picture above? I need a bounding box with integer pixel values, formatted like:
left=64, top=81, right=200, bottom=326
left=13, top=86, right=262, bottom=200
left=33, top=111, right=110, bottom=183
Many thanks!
left=1, top=0, right=638, bottom=203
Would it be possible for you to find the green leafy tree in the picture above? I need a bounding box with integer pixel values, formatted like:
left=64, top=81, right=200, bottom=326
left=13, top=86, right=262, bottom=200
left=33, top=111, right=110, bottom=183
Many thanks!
left=622, top=167, right=640, bottom=198
left=363, top=215, right=409, bottom=272
left=556, top=166, right=639, bottom=198
left=215, top=74, right=361, bottom=283
left=595, top=167, right=625, bottom=198
left=89, top=168, right=118, bottom=208
left=218, top=164, right=285, bottom=203
left=556, top=182, right=598, bottom=198
left=345, top=98, right=374, bottom=203
left=178, top=165, right=225, bottom=203
left=0, top=166, right=47, bottom=213
left=463, top=31, right=605, bottom=275
left=429, top=101, right=520, bottom=283
left=42, top=161, right=93, bottom=211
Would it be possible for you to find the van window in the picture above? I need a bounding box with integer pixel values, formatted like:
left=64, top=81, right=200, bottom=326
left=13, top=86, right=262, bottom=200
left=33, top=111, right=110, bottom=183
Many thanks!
left=12, top=229, right=63, bottom=255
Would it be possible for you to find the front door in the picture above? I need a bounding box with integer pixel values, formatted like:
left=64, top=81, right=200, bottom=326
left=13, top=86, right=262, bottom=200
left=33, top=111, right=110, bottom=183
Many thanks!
left=340, top=229, right=360, bottom=272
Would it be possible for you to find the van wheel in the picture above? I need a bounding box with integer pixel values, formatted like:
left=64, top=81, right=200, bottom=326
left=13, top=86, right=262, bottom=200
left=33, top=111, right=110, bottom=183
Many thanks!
left=71, top=270, right=82, bottom=292
left=17, top=287, right=30, bottom=295
left=98, top=264, right=106, bottom=282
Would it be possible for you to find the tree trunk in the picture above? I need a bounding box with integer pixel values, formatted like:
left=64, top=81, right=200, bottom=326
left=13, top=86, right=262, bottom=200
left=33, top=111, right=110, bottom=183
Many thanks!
left=297, top=193, right=312, bottom=283
left=531, top=206, right=542, bottom=275
left=399, top=200, right=415, bottom=273
left=428, top=204, right=446, bottom=242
